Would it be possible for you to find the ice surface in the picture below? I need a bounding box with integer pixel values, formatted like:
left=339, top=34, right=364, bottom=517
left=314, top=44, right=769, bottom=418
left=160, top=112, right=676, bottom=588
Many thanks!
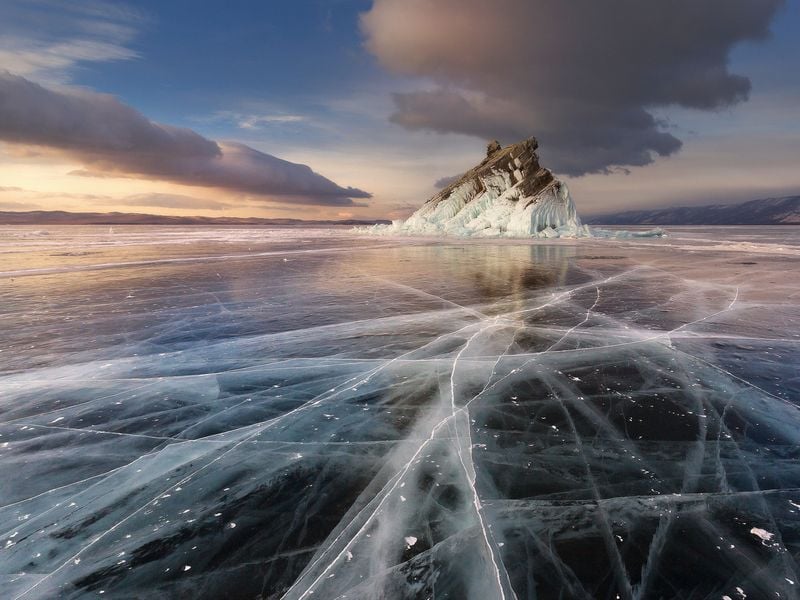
left=1, top=225, right=800, bottom=599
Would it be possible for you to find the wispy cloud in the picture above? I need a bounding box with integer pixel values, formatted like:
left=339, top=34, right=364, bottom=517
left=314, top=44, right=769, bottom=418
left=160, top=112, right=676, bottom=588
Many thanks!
left=213, top=111, right=308, bottom=131
left=0, top=199, right=42, bottom=210
left=0, top=185, right=229, bottom=211
left=0, top=0, right=144, bottom=82
left=114, top=193, right=230, bottom=211
left=0, top=38, right=139, bottom=81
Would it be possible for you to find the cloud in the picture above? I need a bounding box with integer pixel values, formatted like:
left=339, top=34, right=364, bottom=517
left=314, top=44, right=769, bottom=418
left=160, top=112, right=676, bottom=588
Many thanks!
left=433, top=173, right=462, bottom=189
left=0, top=1, right=143, bottom=81
left=66, top=169, right=125, bottom=179
left=0, top=184, right=229, bottom=211
left=0, top=72, right=371, bottom=205
left=0, top=200, right=42, bottom=210
left=114, top=193, right=230, bottom=211
left=0, top=185, right=106, bottom=202
left=214, top=111, right=307, bottom=131
left=361, top=0, right=784, bottom=175
left=386, top=205, right=416, bottom=220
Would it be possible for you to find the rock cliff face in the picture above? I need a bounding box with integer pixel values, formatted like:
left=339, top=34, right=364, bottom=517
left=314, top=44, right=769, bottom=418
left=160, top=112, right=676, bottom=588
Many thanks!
left=377, top=137, right=589, bottom=238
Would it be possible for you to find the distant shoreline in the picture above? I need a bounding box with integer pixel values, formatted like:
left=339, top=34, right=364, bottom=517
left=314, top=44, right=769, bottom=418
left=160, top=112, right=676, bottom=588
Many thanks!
left=0, top=210, right=391, bottom=227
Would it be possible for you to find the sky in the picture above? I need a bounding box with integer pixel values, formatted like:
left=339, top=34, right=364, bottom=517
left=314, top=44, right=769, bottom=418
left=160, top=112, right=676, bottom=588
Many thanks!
left=0, top=0, right=798, bottom=219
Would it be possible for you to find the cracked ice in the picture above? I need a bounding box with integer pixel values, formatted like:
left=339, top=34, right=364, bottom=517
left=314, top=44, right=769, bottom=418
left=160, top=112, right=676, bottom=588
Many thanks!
left=1, top=225, right=800, bottom=599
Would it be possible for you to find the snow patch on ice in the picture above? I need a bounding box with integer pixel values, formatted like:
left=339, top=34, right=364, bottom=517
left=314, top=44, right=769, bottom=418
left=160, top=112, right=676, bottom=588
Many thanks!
left=749, top=527, right=774, bottom=543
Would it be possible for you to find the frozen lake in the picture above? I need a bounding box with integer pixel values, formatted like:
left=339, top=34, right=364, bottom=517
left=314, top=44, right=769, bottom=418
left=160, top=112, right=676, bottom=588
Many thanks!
left=1, top=225, right=800, bottom=599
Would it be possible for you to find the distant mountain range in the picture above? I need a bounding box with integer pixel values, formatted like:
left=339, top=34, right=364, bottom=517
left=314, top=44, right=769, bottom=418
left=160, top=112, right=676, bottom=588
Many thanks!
left=586, top=195, right=800, bottom=225
left=0, top=210, right=390, bottom=227
left=4, top=195, right=800, bottom=227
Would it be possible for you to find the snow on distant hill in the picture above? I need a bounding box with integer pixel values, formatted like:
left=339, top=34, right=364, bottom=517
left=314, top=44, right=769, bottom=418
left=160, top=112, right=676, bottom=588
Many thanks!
left=586, top=196, right=800, bottom=226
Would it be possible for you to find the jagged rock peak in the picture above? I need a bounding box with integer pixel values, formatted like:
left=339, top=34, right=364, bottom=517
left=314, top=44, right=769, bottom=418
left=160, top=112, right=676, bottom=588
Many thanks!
left=486, top=139, right=502, bottom=156
left=427, top=136, right=554, bottom=210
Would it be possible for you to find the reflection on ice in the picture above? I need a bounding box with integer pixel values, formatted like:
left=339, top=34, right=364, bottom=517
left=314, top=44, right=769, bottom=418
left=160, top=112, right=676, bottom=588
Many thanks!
left=1, top=225, right=799, bottom=599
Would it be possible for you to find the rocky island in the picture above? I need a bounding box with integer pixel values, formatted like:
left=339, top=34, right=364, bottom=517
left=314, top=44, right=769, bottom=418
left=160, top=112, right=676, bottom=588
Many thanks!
left=366, top=137, right=590, bottom=238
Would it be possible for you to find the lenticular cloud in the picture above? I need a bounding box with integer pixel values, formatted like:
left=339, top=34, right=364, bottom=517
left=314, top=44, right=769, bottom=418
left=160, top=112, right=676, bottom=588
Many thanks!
left=361, top=0, right=783, bottom=175
left=0, top=71, right=370, bottom=205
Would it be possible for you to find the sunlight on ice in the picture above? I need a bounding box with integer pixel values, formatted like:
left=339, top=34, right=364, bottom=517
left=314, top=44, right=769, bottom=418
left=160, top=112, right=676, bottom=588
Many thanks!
left=0, top=225, right=799, bottom=598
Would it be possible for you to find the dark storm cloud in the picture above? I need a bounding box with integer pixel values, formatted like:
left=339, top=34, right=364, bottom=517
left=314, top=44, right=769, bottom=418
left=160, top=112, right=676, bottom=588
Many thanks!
left=362, top=0, right=784, bottom=175
left=0, top=71, right=370, bottom=205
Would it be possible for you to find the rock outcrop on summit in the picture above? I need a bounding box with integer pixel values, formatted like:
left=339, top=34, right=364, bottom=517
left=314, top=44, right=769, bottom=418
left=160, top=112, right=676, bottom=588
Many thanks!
left=367, top=137, right=590, bottom=238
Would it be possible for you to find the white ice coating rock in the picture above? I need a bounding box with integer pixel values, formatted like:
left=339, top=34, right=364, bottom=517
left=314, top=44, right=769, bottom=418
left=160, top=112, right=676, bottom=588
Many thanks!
left=393, top=178, right=589, bottom=238
left=360, top=137, right=593, bottom=238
